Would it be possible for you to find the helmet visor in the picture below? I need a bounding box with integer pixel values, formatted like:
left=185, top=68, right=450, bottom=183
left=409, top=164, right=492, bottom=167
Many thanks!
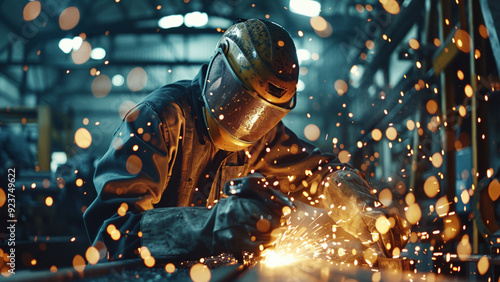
left=202, top=49, right=295, bottom=143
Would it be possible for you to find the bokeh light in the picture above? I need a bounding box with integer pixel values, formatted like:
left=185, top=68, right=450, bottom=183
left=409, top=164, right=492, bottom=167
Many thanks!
left=59, top=7, right=80, bottom=30
left=456, top=234, right=471, bottom=260
left=443, top=214, right=460, bottom=240
left=74, top=128, right=92, bottom=149
left=165, top=263, right=176, bottom=274
left=375, top=216, right=390, bottom=235
left=385, top=127, right=397, bottom=141
left=405, top=192, right=415, bottom=205
left=334, top=79, right=348, bottom=96
left=426, top=99, right=438, bottom=114
left=380, top=0, right=400, bottom=14
left=488, top=179, right=500, bottom=201
left=405, top=203, right=421, bottom=224
left=71, top=41, right=92, bottom=64
left=72, top=254, right=85, bottom=273
left=479, top=24, right=489, bottom=39
left=0, top=189, right=5, bottom=207
left=435, top=196, right=450, bottom=217
left=477, top=256, right=489, bottom=275
left=304, top=124, right=320, bottom=141
left=256, top=218, right=271, bottom=232
left=431, top=152, right=443, bottom=168
left=454, top=29, right=471, bottom=53
left=406, top=120, right=415, bottom=131
left=338, top=150, right=351, bottom=163
left=371, top=129, right=382, bottom=141
left=190, top=263, right=211, bottom=282
left=126, top=155, right=142, bottom=175
left=127, top=67, right=148, bottom=91
left=91, top=75, right=112, bottom=98
left=85, top=246, right=100, bottom=265
left=310, top=16, right=333, bottom=37
left=464, top=84, right=473, bottom=97
left=45, top=196, right=53, bottom=207
left=23, top=1, right=41, bottom=21
left=424, top=175, right=440, bottom=198
left=379, top=188, right=393, bottom=206
left=409, top=39, right=420, bottom=50
left=117, top=202, right=129, bottom=216
left=460, top=189, right=470, bottom=205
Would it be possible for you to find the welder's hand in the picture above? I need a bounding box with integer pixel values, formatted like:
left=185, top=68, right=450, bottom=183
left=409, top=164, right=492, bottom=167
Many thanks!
left=323, top=170, right=410, bottom=258
left=211, top=176, right=293, bottom=255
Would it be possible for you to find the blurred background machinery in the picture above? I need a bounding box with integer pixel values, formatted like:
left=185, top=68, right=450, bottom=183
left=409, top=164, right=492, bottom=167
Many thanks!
left=0, top=0, right=499, bottom=280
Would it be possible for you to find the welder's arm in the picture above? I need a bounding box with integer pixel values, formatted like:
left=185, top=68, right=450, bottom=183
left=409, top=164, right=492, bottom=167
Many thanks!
left=322, top=170, right=410, bottom=257
left=83, top=103, right=175, bottom=260
left=141, top=175, right=290, bottom=259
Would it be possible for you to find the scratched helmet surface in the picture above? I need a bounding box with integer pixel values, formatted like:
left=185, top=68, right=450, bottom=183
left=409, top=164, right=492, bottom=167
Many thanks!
left=202, top=19, right=299, bottom=151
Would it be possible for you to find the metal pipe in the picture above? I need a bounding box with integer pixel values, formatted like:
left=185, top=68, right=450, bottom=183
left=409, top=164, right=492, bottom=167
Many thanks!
left=468, top=0, right=479, bottom=254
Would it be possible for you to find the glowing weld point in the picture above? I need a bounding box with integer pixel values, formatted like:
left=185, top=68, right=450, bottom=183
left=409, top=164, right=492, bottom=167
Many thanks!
left=262, top=250, right=297, bottom=267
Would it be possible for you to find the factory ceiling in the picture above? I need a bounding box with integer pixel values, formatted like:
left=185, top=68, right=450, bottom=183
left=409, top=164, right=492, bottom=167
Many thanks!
left=1, top=0, right=498, bottom=157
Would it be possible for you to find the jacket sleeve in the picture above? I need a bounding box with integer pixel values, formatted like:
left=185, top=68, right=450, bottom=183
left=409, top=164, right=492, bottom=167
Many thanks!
left=83, top=103, right=177, bottom=260
left=246, top=121, right=348, bottom=206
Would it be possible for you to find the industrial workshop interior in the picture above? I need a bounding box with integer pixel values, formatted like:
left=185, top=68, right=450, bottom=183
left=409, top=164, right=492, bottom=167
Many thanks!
left=1, top=0, right=500, bottom=281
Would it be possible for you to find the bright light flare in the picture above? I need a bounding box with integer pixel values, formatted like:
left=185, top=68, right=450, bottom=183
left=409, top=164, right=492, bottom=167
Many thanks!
left=184, top=12, right=208, bottom=27
left=158, top=14, right=183, bottom=29
left=261, top=249, right=298, bottom=267
left=58, top=37, right=83, bottom=54
left=290, top=0, right=321, bottom=17
left=112, top=74, right=125, bottom=86
left=90, top=47, right=106, bottom=60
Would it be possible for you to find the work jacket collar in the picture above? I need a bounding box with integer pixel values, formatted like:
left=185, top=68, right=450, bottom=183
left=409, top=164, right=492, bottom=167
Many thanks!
left=191, top=64, right=210, bottom=143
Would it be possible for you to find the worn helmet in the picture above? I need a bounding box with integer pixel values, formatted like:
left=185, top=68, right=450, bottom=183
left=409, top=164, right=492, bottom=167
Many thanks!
left=202, top=18, right=299, bottom=151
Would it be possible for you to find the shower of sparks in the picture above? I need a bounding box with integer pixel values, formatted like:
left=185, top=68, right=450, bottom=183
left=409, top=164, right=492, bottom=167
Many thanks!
left=261, top=211, right=353, bottom=267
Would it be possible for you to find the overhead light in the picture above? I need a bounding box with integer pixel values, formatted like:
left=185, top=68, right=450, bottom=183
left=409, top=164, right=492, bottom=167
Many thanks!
left=112, top=74, right=125, bottom=86
left=72, top=36, right=83, bottom=50
left=51, top=152, right=67, bottom=172
left=297, top=49, right=311, bottom=62
left=58, top=38, right=73, bottom=53
left=184, top=12, right=208, bottom=27
left=290, top=0, right=321, bottom=17
left=58, top=36, right=83, bottom=53
left=158, top=14, right=183, bottom=29
left=90, top=47, right=106, bottom=60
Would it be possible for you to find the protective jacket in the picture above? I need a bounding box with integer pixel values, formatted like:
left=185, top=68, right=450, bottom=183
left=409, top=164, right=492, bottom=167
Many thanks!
left=83, top=65, right=406, bottom=261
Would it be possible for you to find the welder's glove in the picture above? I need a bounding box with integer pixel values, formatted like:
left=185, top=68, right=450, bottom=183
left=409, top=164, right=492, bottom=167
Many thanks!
left=141, top=175, right=292, bottom=260
left=212, top=176, right=293, bottom=255
left=323, top=170, right=410, bottom=258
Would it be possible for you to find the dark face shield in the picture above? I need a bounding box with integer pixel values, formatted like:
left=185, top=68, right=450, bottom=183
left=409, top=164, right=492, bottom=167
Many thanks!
left=202, top=49, right=295, bottom=143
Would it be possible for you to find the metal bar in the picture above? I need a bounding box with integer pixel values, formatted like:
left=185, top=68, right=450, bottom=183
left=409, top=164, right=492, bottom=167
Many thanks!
left=432, top=30, right=460, bottom=75
left=438, top=0, right=457, bottom=214
left=37, top=105, right=51, bottom=171
left=12, top=259, right=144, bottom=281
left=469, top=0, right=479, bottom=254
left=409, top=100, right=422, bottom=193
left=358, top=0, right=425, bottom=88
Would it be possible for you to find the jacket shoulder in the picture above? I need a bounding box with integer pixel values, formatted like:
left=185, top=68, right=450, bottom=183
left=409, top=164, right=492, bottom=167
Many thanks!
left=139, top=80, right=191, bottom=114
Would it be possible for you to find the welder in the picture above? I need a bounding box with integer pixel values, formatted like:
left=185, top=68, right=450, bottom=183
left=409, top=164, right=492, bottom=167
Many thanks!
left=83, top=18, right=409, bottom=262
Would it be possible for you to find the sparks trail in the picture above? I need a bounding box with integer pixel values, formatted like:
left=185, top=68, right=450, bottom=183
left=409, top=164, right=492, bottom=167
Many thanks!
left=262, top=211, right=357, bottom=267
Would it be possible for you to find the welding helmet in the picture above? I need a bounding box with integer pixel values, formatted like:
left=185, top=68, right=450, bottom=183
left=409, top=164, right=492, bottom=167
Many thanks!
left=202, top=19, right=299, bottom=151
